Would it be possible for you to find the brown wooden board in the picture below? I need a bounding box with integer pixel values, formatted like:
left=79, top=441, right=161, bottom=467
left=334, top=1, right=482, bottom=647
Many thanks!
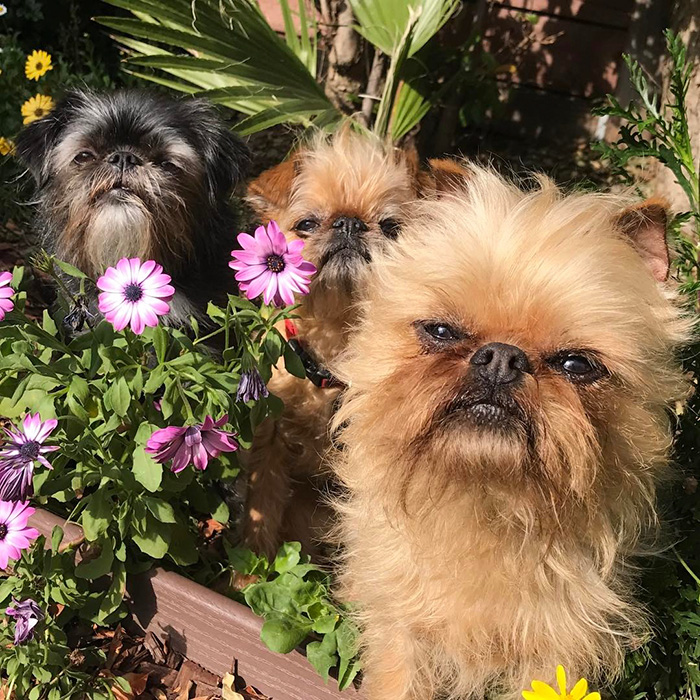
left=30, top=509, right=363, bottom=699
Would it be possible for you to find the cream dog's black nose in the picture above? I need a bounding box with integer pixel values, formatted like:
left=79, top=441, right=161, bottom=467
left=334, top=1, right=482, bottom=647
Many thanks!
left=470, top=342, right=531, bottom=385
left=107, top=150, right=142, bottom=171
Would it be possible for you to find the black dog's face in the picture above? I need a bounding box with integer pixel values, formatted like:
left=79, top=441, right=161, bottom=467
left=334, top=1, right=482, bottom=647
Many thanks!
left=16, top=90, right=248, bottom=279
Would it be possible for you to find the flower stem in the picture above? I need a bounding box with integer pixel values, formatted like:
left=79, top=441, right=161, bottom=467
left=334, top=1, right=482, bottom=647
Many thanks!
left=175, top=377, right=195, bottom=423
left=224, top=299, right=231, bottom=353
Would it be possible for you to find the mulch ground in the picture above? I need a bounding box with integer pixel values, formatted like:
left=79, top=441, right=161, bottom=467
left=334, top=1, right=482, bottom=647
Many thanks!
left=100, top=625, right=270, bottom=700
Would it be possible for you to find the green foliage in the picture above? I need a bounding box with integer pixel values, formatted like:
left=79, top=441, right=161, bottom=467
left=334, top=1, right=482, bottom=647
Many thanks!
left=595, top=31, right=700, bottom=700
left=594, top=30, right=700, bottom=298
left=96, top=0, right=340, bottom=135
left=0, top=533, right=121, bottom=700
left=0, top=256, right=320, bottom=694
left=96, top=0, right=460, bottom=141
left=227, top=541, right=361, bottom=690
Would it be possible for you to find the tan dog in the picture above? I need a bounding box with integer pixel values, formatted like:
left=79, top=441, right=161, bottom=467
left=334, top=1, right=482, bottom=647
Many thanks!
left=331, top=165, right=690, bottom=699
left=242, top=130, right=465, bottom=557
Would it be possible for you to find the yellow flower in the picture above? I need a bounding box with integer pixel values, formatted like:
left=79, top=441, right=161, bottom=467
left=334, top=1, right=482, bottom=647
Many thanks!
left=522, top=666, right=601, bottom=700
left=25, top=50, right=53, bottom=81
left=0, top=137, right=13, bottom=156
left=21, top=94, right=55, bottom=125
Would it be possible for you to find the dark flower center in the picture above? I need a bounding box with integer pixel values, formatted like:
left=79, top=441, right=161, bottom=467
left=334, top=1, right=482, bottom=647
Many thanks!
left=0, top=524, right=6, bottom=540
left=34, top=108, right=44, bottom=117
left=19, top=441, right=40, bottom=460
left=266, top=254, right=285, bottom=274
left=36, top=62, right=43, bottom=70
left=123, top=283, right=144, bottom=302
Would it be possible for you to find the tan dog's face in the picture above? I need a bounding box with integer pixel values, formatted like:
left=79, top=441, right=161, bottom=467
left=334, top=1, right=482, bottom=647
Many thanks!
left=335, top=168, right=688, bottom=513
left=247, top=132, right=464, bottom=317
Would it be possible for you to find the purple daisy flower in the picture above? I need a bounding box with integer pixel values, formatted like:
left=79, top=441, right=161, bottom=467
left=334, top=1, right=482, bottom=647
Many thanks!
left=0, top=413, right=58, bottom=501
left=0, top=501, right=39, bottom=570
left=229, top=220, right=316, bottom=307
left=0, top=271, right=15, bottom=321
left=145, top=415, right=239, bottom=474
left=96, top=258, right=175, bottom=335
left=236, top=368, right=270, bottom=403
left=6, top=598, right=44, bottom=644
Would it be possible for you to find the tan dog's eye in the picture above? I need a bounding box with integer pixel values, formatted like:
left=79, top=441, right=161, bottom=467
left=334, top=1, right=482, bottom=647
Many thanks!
left=73, top=150, right=95, bottom=164
left=550, top=352, right=607, bottom=383
left=294, top=218, right=319, bottom=233
left=379, top=218, right=401, bottom=239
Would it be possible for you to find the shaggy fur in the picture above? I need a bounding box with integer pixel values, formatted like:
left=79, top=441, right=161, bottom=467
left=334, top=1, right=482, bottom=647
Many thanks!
left=15, top=89, right=249, bottom=323
left=330, top=165, right=690, bottom=699
left=242, top=130, right=467, bottom=557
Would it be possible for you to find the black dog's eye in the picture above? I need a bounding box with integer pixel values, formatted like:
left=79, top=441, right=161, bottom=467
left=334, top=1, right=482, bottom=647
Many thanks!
left=294, top=218, right=319, bottom=233
left=379, top=218, right=401, bottom=239
left=73, top=151, right=95, bottom=164
left=416, top=320, right=463, bottom=346
left=159, top=160, right=180, bottom=175
left=552, top=353, right=607, bottom=383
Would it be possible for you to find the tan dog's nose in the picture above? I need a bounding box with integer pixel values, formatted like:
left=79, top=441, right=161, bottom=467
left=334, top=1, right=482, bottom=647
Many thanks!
left=470, top=342, right=531, bottom=385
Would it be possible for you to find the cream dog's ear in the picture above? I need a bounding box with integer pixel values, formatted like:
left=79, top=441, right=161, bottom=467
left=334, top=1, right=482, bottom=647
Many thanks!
left=615, top=199, right=670, bottom=282
left=246, top=156, right=300, bottom=221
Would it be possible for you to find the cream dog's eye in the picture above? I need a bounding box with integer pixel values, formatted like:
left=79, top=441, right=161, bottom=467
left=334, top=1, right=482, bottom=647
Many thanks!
left=418, top=321, right=462, bottom=343
left=552, top=353, right=607, bottom=382
left=159, top=160, right=180, bottom=174
left=379, top=218, right=401, bottom=239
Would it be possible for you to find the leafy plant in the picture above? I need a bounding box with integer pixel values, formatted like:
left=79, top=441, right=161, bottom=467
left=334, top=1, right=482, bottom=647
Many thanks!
left=224, top=541, right=361, bottom=690
left=0, top=530, right=121, bottom=700
left=593, top=29, right=700, bottom=298
left=96, top=0, right=460, bottom=140
left=595, top=30, right=700, bottom=700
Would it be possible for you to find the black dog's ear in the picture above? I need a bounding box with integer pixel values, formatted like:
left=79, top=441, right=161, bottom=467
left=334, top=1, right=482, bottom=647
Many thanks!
left=186, top=99, right=250, bottom=201
left=15, top=90, right=88, bottom=185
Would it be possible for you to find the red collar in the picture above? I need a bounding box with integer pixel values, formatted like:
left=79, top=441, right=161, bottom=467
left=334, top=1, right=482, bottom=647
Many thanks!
left=284, top=321, right=343, bottom=389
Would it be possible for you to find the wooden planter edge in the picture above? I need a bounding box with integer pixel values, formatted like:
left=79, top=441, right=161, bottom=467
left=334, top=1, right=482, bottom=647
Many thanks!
left=29, top=509, right=362, bottom=700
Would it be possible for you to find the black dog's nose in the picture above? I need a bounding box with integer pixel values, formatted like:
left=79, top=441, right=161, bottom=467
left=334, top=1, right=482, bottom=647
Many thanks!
left=332, top=216, right=368, bottom=238
left=470, top=342, right=531, bottom=385
left=107, top=151, right=142, bottom=171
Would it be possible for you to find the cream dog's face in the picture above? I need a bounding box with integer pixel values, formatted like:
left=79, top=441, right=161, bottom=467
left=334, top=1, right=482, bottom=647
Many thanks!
left=334, top=168, right=688, bottom=517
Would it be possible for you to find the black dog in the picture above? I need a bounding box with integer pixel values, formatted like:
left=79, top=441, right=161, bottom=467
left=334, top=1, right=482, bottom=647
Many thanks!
left=16, top=89, right=249, bottom=324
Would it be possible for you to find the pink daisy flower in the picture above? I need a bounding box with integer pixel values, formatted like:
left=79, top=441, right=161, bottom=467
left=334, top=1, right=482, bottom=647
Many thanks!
left=96, top=258, right=175, bottom=335
left=0, top=271, right=15, bottom=320
left=0, top=413, right=59, bottom=501
left=229, top=220, right=316, bottom=307
left=145, top=415, right=239, bottom=474
left=0, top=501, right=39, bottom=570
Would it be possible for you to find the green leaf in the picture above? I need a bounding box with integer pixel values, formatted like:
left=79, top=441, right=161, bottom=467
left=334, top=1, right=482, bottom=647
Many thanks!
left=153, top=325, right=168, bottom=364
left=76, top=539, right=115, bottom=579
left=82, top=491, right=113, bottom=541
left=55, top=259, right=88, bottom=279
left=260, top=616, right=311, bottom=654
left=109, top=376, right=131, bottom=417
left=283, top=342, right=306, bottom=379
left=273, top=541, right=302, bottom=574
left=51, top=526, right=64, bottom=553
left=307, top=631, right=338, bottom=681
left=132, top=445, right=163, bottom=492
left=132, top=515, right=171, bottom=559
left=143, top=495, right=176, bottom=523
left=167, top=524, right=199, bottom=566
left=211, top=498, right=230, bottom=524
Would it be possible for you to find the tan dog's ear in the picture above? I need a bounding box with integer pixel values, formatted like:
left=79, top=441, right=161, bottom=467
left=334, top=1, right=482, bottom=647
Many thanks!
left=416, top=158, right=471, bottom=197
left=615, top=200, right=670, bottom=282
left=246, top=158, right=299, bottom=220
